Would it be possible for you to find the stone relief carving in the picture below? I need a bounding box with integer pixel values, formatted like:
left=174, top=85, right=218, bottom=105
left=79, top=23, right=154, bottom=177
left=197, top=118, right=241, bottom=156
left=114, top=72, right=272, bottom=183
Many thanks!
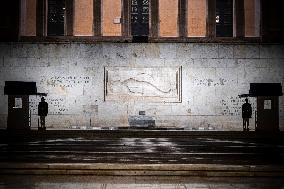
left=104, top=66, right=182, bottom=103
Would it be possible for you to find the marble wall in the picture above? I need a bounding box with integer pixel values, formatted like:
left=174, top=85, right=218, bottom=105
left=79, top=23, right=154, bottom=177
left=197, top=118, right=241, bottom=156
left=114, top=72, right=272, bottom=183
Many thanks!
left=0, top=43, right=283, bottom=130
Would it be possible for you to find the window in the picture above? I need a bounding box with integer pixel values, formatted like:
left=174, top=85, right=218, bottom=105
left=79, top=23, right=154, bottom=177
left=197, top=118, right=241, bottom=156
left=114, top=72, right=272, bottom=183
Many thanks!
left=20, top=0, right=36, bottom=36
left=102, top=0, right=122, bottom=36
left=187, top=0, right=207, bottom=37
left=0, top=1, right=20, bottom=41
left=16, top=0, right=263, bottom=41
left=159, top=0, right=178, bottom=37
left=216, top=0, right=233, bottom=37
left=47, top=0, right=66, bottom=36
left=244, top=0, right=260, bottom=37
left=73, top=0, right=93, bottom=36
left=131, top=0, right=149, bottom=37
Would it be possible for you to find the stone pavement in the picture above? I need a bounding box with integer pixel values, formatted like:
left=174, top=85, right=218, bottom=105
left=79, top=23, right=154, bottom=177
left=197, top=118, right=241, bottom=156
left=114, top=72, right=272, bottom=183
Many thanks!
left=0, top=130, right=284, bottom=176
left=1, top=175, right=284, bottom=189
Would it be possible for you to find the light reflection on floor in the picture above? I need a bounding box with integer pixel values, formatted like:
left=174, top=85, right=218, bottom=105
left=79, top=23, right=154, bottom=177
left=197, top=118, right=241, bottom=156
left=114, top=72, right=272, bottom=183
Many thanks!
left=1, top=136, right=284, bottom=164
left=0, top=176, right=284, bottom=189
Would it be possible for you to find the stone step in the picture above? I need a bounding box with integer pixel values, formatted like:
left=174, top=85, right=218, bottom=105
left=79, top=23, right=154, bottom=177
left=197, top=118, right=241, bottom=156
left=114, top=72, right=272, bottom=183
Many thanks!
left=1, top=163, right=284, bottom=176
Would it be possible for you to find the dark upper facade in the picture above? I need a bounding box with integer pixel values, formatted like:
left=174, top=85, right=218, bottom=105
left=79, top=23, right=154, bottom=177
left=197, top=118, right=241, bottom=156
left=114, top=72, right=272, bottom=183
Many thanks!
left=0, top=0, right=284, bottom=43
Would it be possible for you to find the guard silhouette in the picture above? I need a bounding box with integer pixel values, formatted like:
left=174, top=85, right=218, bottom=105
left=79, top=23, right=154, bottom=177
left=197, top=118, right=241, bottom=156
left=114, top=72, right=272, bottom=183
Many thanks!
left=242, top=98, right=252, bottom=131
left=38, top=97, right=48, bottom=130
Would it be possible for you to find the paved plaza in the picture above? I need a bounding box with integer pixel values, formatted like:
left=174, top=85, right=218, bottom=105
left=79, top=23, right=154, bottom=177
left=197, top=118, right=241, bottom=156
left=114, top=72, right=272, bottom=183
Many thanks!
left=0, top=131, right=283, bottom=165
left=0, top=130, right=284, bottom=188
left=1, top=175, right=284, bottom=189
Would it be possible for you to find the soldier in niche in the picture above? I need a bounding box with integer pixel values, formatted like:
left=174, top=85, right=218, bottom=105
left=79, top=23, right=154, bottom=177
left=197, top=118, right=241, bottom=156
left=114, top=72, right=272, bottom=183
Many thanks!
left=38, top=97, right=48, bottom=130
left=242, top=98, right=252, bottom=131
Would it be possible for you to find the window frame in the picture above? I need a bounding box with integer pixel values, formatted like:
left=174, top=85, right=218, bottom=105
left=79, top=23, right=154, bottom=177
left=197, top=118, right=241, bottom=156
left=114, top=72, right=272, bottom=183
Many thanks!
left=19, top=0, right=262, bottom=43
left=45, top=0, right=67, bottom=36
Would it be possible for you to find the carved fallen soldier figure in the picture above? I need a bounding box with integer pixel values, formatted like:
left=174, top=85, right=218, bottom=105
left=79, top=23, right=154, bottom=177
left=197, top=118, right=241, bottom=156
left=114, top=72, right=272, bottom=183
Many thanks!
left=242, top=98, right=252, bottom=131
left=38, top=97, right=48, bottom=130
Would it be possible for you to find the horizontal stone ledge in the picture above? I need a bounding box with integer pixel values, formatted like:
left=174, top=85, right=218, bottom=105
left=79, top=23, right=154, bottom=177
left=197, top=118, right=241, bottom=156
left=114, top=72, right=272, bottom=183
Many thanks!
left=0, top=163, right=284, bottom=172
left=0, top=169, right=283, bottom=177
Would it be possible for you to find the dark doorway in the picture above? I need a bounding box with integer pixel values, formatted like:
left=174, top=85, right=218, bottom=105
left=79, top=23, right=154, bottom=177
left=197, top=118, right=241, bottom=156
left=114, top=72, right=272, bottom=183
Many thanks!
left=216, top=0, right=233, bottom=37
left=131, top=0, right=149, bottom=42
left=47, top=0, right=65, bottom=36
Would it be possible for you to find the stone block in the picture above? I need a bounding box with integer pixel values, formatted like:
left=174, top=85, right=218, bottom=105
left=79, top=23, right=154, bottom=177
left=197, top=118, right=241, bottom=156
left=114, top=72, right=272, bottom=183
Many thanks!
left=4, top=57, right=49, bottom=67
left=206, top=59, right=228, bottom=68
left=192, top=59, right=229, bottom=68
left=215, top=68, right=238, bottom=87
left=234, top=45, right=260, bottom=58
left=0, top=44, right=11, bottom=58
left=48, top=44, right=72, bottom=58
left=190, top=68, right=217, bottom=87
left=260, top=45, right=284, bottom=58
left=10, top=43, right=29, bottom=58
left=183, top=58, right=195, bottom=70
left=26, top=66, right=69, bottom=82
left=70, top=43, right=103, bottom=59
left=166, top=58, right=193, bottom=68
left=226, top=59, right=239, bottom=68
left=136, top=104, right=171, bottom=116
left=128, top=115, right=155, bottom=128
left=0, top=67, right=27, bottom=81
left=268, top=59, right=284, bottom=69
left=98, top=102, right=128, bottom=120
left=135, top=58, right=165, bottom=67
left=265, top=67, right=284, bottom=83
left=190, top=44, right=219, bottom=58
left=215, top=85, right=240, bottom=100
left=131, top=43, right=160, bottom=59
left=33, top=44, right=50, bottom=58
left=191, top=93, right=217, bottom=115
left=238, top=58, right=269, bottom=68
left=218, top=44, right=234, bottom=58
left=236, top=67, right=250, bottom=86
left=3, top=57, right=27, bottom=67
left=244, top=67, right=276, bottom=84
left=170, top=104, right=188, bottom=115
left=10, top=43, right=49, bottom=58
left=27, top=57, right=49, bottom=67
left=192, top=59, right=210, bottom=68
left=159, top=43, right=177, bottom=59
left=176, top=43, right=192, bottom=59
left=48, top=57, right=73, bottom=67
left=102, top=43, right=130, bottom=61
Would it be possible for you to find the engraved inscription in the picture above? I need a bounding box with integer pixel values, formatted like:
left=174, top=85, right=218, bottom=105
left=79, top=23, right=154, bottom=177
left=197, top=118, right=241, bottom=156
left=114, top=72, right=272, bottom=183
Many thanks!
left=29, top=96, right=68, bottom=115
left=40, top=76, right=91, bottom=88
left=221, top=96, right=256, bottom=116
left=194, top=78, right=234, bottom=87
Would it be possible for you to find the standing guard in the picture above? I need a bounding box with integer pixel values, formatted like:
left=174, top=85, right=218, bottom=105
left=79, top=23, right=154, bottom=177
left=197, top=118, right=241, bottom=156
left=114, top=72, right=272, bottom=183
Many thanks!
left=38, top=97, right=48, bottom=130
left=242, top=98, right=252, bottom=131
